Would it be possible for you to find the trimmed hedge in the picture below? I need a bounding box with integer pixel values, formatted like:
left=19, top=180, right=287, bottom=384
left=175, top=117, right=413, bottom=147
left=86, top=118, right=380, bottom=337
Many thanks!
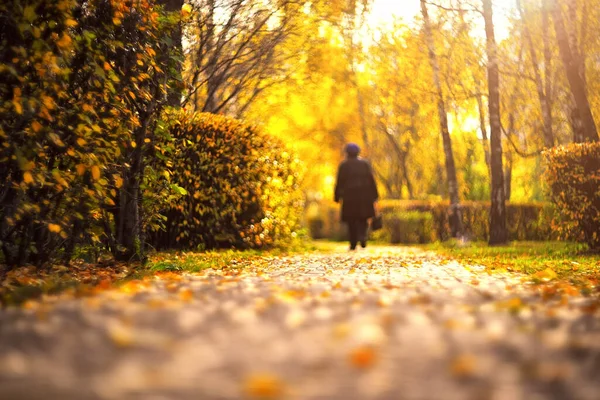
left=308, top=200, right=555, bottom=243
left=150, top=110, right=304, bottom=250
left=544, top=142, right=600, bottom=250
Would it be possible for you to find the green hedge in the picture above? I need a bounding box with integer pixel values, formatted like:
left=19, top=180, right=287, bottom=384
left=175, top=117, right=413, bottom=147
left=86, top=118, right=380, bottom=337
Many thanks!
left=308, top=200, right=555, bottom=243
left=544, top=142, right=600, bottom=250
left=150, top=110, right=304, bottom=250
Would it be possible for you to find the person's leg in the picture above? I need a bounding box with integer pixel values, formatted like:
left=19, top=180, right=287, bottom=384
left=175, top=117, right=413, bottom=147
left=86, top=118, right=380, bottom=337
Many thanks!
left=347, top=219, right=358, bottom=250
left=358, top=218, right=368, bottom=248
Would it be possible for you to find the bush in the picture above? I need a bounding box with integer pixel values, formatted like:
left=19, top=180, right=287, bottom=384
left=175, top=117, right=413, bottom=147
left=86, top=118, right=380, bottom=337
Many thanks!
left=0, top=0, right=179, bottom=266
left=150, top=110, right=304, bottom=250
left=388, top=212, right=435, bottom=244
left=544, top=142, right=600, bottom=250
left=309, top=200, right=555, bottom=243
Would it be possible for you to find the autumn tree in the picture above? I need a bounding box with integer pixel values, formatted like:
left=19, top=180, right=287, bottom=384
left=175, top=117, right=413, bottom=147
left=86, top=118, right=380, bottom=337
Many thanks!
left=421, top=0, right=463, bottom=237
left=549, top=0, right=598, bottom=142
left=516, top=0, right=555, bottom=148
left=483, top=0, right=507, bottom=245
left=183, top=0, right=305, bottom=116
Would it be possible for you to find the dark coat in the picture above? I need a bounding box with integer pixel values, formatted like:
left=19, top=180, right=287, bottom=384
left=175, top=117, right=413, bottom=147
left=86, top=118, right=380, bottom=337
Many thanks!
left=334, top=157, right=379, bottom=222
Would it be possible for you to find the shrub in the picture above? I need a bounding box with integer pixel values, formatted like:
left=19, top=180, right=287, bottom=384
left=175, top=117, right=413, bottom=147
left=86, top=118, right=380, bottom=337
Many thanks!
left=150, top=110, right=304, bottom=250
left=309, top=200, right=555, bottom=243
left=0, top=0, right=180, bottom=266
left=544, top=142, right=600, bottom=250
left=388, top=212, right=435, bottom=244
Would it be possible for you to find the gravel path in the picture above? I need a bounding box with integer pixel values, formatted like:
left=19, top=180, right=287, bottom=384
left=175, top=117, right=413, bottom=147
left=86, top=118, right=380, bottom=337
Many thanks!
left=1, top=246, right=599, bottom=400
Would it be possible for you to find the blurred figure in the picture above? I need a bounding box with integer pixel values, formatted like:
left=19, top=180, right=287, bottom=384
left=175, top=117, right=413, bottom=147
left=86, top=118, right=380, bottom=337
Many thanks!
left=334, top=143, right=379, bottom=250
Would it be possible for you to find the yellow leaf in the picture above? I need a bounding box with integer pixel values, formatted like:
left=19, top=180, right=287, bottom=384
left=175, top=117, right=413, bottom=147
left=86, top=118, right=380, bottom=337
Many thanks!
left=131, top=141, right=137, bottom=148
left=13, top=100, right=23, bottom=115
left=534, top=268, right=558, bottom=282
left=77, top=138, right=87, bottom=146
left=48, top=223, right=61, bottom=233
left=243, top=373, right=284, bottom=399
left=76, top=164, right=86, bottom=176
left=91, top=165, right=101, bottom=180
left=23, top=171, right=33, bottom=184
left=182, top=3, right=193, bottom=16
left=65, top=19, right=78, bottom=27
left=41, top=95, right=55, bottom=110
left=114, top=175, right=123, bottom=188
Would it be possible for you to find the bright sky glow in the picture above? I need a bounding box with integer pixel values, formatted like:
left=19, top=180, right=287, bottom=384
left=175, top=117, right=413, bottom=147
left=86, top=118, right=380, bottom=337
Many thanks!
left=366, top=0, right=514, bottom=41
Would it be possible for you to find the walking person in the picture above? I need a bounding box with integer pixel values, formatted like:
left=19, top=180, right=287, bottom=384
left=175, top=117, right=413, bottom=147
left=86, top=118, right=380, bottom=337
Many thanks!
left=334, top=143, right=379, bottom=250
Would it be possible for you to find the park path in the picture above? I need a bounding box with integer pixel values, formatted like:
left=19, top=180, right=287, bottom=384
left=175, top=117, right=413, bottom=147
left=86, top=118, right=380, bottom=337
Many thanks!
left=0, top=245, right=599, bottom=400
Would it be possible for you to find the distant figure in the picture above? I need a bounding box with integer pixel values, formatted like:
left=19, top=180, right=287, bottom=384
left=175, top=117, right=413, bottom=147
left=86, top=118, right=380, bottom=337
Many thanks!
left=334, top=143, right=379, bottom=250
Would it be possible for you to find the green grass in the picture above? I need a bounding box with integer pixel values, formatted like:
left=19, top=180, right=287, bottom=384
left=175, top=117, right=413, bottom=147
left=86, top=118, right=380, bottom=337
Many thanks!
left=426, top=240, right=600, bottom=282
left=148, top=249, right=267, bottom=272
left=147, top=240, right=324, bottom=273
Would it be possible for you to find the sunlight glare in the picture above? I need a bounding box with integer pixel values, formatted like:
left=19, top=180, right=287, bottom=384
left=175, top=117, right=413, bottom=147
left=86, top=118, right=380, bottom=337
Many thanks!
left=365, top=0, right=513, bottom=41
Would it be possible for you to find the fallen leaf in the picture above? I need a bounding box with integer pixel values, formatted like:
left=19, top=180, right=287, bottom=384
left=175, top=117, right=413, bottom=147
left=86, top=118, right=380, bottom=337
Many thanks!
left=179, top=288, right=193, bottom=302
left=450, top=354, right=477, bottom=378
left=349, top=345, right=377, bottom=369
left=534, top=268, right=558, bottom=282
left=243, top=373, right=284, bottom=399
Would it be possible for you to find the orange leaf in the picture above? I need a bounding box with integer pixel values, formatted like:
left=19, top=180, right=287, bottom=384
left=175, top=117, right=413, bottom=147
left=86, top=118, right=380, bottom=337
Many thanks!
left=243, top=373, right=284, bottom=399
left=76, top=164, right=86, bottom=176
left=349, top=345, right=377, bottom=369
left=48, top=223, right=61, bottom=233
left=23, top=171, right=33, bottom=184
left=91, top=165, right=101, bottom=180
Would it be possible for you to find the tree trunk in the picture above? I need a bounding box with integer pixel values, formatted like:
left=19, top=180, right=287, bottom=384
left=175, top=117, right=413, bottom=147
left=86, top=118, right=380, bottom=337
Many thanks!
left=116, top=143, right=143, bottom=261
left=517, top=0, right=554, bottom=148
left=421, top=0, right=463, bottom=238
left=550, top=0, right=598, bottom=142
left=504, top=152, right=513, bottom=202
left=505, top=111, right=516, bottom=202
left=483, top=0, right=508, bottom=245
left=476, top=94, right=491, bottom=175
left=114, top=98, right=156, bottom=262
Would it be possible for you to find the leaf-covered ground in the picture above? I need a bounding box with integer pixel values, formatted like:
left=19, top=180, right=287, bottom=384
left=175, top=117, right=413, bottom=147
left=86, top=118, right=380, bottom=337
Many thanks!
left=1, top=245, right=599, bottom=399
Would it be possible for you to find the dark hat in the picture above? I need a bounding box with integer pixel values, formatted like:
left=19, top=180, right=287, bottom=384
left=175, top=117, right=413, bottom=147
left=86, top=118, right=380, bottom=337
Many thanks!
left=345, top=143, right=360, bottom=155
